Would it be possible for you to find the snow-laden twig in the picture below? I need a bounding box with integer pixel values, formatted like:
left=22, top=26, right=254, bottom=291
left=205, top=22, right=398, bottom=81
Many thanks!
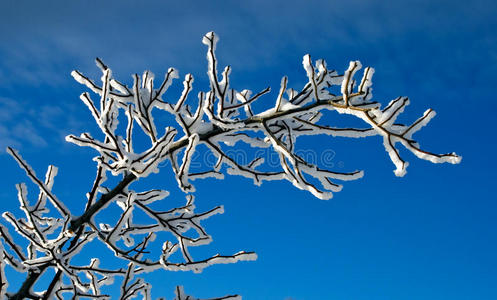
left=1, top=31, right=460, bottom=299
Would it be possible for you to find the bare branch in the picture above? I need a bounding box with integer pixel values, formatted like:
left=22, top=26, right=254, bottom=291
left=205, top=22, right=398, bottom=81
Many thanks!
left=2, top=31, right=460, bottom=299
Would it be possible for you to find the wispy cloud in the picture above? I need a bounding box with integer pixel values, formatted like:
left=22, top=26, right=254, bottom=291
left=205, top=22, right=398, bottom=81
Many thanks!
left=1, top=0, right=495, bottom=91
left=0, top=0, right=495, bottom=150
left=0, top=96, right=86, bottom=153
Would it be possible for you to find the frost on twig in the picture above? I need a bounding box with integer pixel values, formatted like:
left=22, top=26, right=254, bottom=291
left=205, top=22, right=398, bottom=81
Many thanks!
left=173, top=286, right=241, bottom=300
left=1, top=31, right=460, bottom=298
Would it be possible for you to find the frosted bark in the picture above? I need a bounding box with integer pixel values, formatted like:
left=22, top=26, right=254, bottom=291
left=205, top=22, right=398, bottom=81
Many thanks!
left=0, top=31, right=460, bottom=299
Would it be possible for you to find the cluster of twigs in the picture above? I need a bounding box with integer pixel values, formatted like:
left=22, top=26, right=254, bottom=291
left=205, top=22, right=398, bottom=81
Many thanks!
left=0, top=32, right=460, bottom=299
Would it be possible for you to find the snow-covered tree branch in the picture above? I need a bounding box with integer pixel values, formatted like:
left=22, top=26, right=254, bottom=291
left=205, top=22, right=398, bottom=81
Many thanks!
left=0, top=31, right=460, bottom=299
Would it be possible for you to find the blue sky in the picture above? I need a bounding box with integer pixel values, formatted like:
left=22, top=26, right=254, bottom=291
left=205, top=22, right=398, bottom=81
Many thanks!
left=0, top=0, right=496, bottom=299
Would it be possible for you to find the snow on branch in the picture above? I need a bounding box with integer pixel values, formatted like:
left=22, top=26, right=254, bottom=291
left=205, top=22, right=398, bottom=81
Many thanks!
left=1, top=31, right=460, bottom=298
left=174, top=286, right=241, bottom=300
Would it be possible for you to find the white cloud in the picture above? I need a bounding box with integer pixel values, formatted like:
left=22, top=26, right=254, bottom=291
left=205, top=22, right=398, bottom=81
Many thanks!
left=0, top=97, right=86, bottom=153
left=11, top=120, right=48, bottom=147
